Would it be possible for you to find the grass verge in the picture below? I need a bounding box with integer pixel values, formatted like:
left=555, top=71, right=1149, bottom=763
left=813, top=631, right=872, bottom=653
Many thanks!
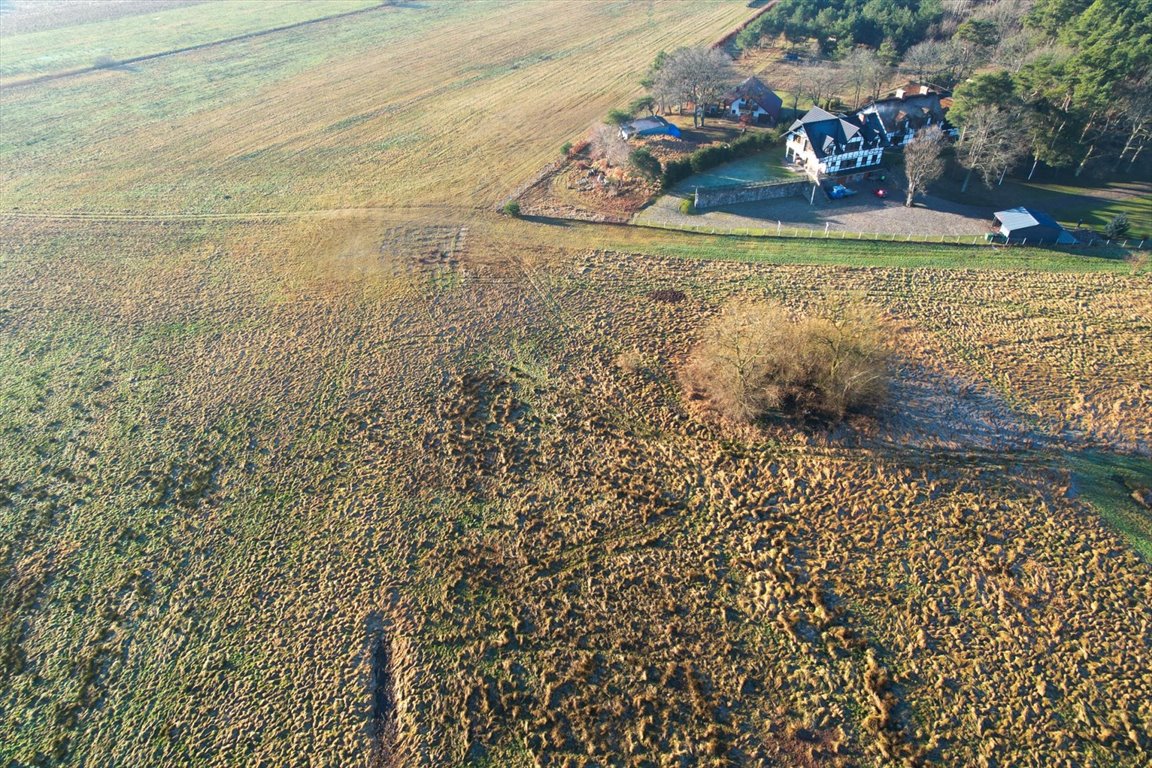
left=1063, top=450, right=1152, bottom=561
left=504, top=218, right=1145, bottom=273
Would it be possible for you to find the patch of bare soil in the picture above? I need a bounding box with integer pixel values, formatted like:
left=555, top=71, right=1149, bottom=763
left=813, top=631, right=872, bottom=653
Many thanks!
left=518, top=160, right=656, bottom=224
left=517, top=121, right=760, bottom=223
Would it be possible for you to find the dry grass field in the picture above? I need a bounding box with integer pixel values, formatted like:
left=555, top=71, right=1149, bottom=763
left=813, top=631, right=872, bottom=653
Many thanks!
left=0, top=0, right=754, bottom=214
left=2, top=2, right=1152, bottom=767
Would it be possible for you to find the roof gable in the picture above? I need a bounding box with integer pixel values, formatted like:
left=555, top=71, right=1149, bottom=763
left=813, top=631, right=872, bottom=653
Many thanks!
left=788, top=107, right=881, bottom=158
left=725, top=76, right=782, bottom=111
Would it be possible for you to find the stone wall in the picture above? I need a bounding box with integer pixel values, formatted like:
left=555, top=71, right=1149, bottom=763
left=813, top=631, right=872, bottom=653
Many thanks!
left=693, top=179, right=814, bottom=210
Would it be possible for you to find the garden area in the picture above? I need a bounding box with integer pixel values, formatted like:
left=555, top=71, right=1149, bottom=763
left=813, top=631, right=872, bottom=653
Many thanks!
left=669, top=144, right=800, bottom=191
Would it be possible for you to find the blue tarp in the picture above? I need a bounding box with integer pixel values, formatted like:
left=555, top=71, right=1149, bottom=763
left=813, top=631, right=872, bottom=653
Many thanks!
left=621, top=116, right=682, bottom=139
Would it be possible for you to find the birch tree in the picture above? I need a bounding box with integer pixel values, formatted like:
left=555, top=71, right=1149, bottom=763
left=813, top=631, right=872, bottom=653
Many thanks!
left=902, top=125, right=946, bottom=207
left=955, top=105, right=1027, bottom=191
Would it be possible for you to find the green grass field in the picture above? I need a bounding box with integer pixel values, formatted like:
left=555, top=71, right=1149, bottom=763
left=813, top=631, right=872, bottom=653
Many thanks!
left=935, top=175, right=1152, bottom=235
left=1064, top=451, right=1152, bottom=560
left=0, top=0, right=384, bottom=83
left=509, top=217, right=1141, bottom=272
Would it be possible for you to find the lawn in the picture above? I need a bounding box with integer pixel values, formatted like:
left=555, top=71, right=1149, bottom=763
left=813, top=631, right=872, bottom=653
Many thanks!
left=934, top=174, right=1152, bottom=236
left=495, top=216, right=1142, bottom=273
left=672, top=145, right=800, bottom=190
left=1063, top=451, right=1152, bottom=560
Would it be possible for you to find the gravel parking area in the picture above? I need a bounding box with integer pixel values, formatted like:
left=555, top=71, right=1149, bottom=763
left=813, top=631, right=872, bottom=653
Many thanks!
left=636, top=177, right=996, bottom=238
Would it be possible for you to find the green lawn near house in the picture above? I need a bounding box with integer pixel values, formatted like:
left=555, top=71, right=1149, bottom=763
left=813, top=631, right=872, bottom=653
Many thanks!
left=674, top=145, right=801, bottom=191
left=935, top=175, right=1152, bottom=236
left=1063, top=451, right=1152, bottom=561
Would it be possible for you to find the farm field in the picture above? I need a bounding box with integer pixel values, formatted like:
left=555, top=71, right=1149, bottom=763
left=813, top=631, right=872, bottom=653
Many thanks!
left=2, top=2, right=1152, bottom=767
left=0, top=0, right=757, bottom=214
left=0, top=0, right=383, bottom=83
left=3, top=212, right=1152, bottom=766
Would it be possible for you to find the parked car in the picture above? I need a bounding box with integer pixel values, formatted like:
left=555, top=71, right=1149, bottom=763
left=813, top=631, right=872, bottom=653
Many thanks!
left=828, top=184, right=857, bottom=199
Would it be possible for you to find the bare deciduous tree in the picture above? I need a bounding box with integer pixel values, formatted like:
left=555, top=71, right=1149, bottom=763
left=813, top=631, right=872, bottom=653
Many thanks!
left=992, top=31, right=1034, bottom=73
left=901, top=40, right=948, bottom=83
left=588, top=123, right=629, bottom=167
left=866, top=52, right=894, bottom=103
left=842, top=48, right=871, bottom=110
left=797, top=63, right=844, bottom=112
left=902, top=125, right=947, bottom=207
left=956, top=105, right=1027, bottom=191
left=652, top=46, right=738, bottom=127
left=1115, top=80, right=1152, bottom=172
left=682, top=298, right=891, bottom=424
left=843, top=48, right=889, bottom=108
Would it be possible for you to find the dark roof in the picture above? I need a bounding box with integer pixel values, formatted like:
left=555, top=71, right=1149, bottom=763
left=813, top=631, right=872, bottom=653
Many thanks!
left=856, top=111, right=887, bottom=144
left=625, top=116, right=671, bottom=132
left=858, top=94, right=949, bottom=135
left=787, top=107, right=881, bottom=159
left=789, top=106, right=838, bottom=128
left=620, top=115, right=681, bottom=138
left=724, top=76, right=782, bottom=112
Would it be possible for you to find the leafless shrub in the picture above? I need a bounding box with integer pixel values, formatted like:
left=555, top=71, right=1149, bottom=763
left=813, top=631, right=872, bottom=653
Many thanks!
left=588, top=123, right=630, bottom=168
left=682, top=298, right=891, bottom=424
left=1127, top=249, right=1149, bottom=274
left=614, top=348, right=647, bottom=376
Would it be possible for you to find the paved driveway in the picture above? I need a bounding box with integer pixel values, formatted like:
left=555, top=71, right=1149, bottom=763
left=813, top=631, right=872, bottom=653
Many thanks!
left=637, top=178, right=996, bottom=238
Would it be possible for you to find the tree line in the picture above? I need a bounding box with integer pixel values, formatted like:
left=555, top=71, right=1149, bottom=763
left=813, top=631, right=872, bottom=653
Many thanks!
left=737, top=0, right=943, bottom=56
left=738, top=0, right=1150, bottom=180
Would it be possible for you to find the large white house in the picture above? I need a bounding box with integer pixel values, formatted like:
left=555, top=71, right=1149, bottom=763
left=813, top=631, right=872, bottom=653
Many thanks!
left=856, top=93, right=955, bottom=147
left=784, top=107, right=885, bottom=179
left=785, top=94, right=957, bottom=180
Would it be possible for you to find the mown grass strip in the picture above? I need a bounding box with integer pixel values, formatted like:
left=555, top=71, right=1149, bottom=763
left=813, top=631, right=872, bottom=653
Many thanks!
left=519, top=219, right=1145, bottom=273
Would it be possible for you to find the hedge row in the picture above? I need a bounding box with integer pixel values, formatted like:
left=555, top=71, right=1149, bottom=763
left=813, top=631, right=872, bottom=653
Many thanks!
left=661, top=130, right=781, bottom=190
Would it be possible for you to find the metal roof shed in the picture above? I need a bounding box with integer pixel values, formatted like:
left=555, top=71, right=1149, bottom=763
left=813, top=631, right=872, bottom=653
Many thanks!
left=994, top=207, right=1077, bottom=244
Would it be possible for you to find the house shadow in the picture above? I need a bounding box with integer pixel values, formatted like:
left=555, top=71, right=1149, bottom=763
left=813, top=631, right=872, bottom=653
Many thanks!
left=520, top=214, right=573, bottom=227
